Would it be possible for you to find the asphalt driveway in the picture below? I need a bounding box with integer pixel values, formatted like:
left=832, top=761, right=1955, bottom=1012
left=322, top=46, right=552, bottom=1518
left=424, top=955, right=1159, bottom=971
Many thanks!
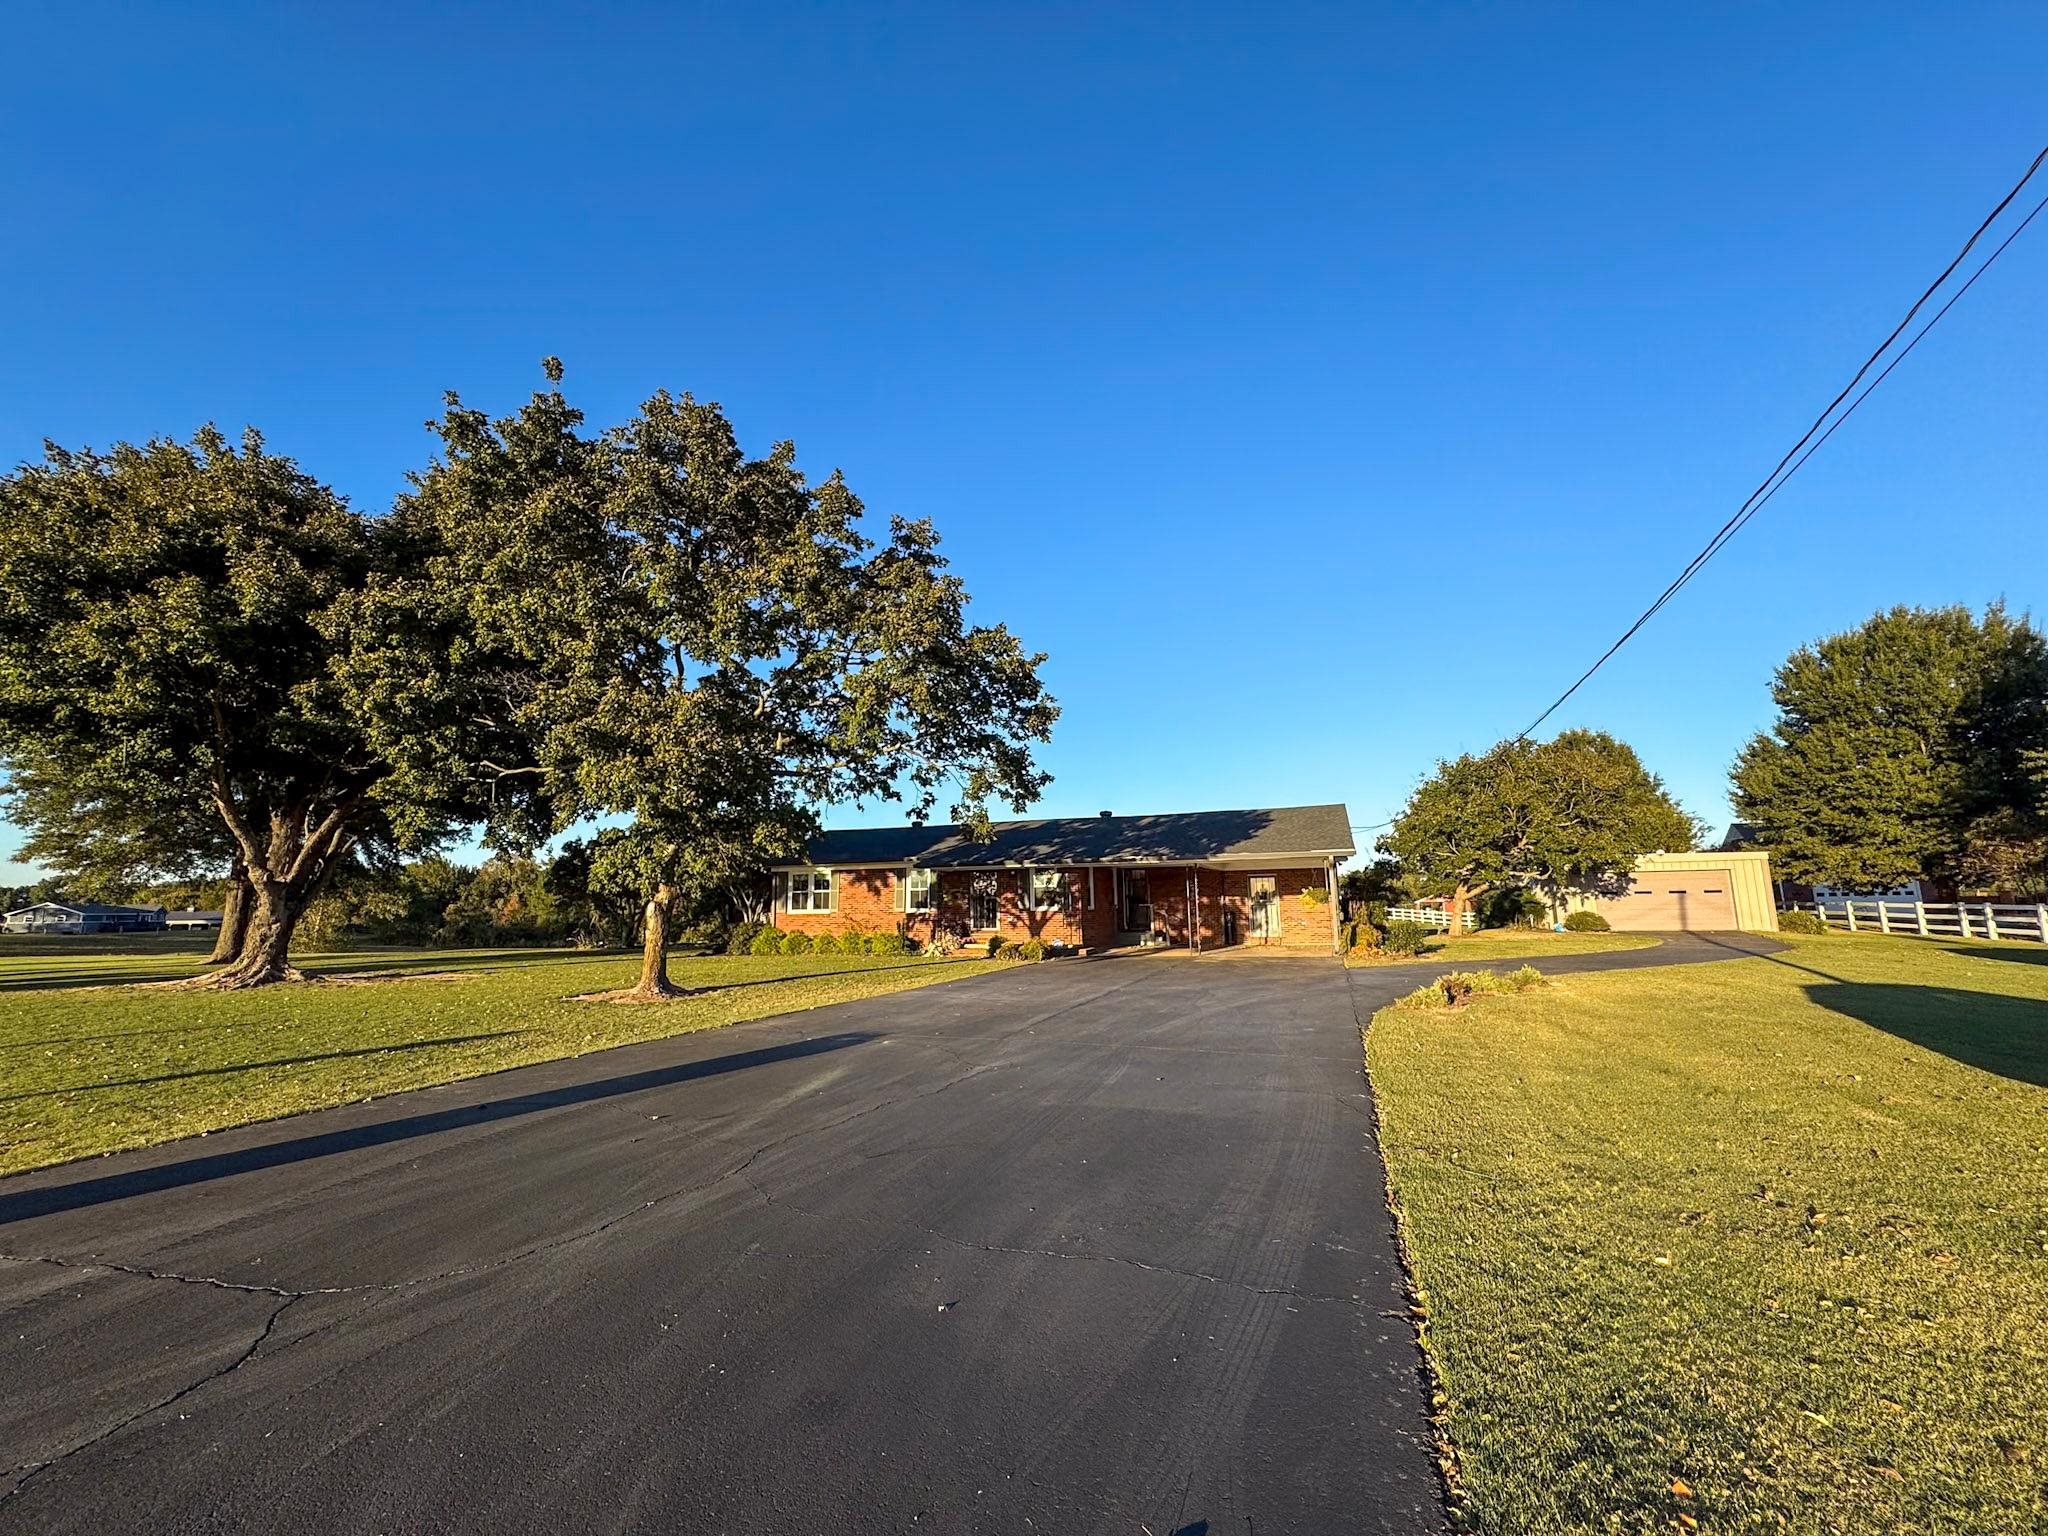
left=0, top=934, right=1775, bottom=1533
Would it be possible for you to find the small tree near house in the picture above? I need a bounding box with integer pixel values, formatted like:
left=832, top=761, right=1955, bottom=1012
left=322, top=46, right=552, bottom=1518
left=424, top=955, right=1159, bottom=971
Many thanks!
left=1380, top=729, right=1700, bottom=930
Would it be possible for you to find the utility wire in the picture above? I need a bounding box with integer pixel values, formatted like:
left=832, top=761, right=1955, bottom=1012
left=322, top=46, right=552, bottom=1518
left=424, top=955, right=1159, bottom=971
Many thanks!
left=1516, top=145, right=2048, bottom=742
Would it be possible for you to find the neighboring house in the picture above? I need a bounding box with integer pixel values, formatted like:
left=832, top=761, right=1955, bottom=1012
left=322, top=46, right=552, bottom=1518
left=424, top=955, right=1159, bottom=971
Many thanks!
left=1720, top=823, right=1944, bottom=906
left=165, top=909, right=225, bottom=931
left=1, top=902, right=169, bottom=935
left=770, top=803, right=1356, bottom=954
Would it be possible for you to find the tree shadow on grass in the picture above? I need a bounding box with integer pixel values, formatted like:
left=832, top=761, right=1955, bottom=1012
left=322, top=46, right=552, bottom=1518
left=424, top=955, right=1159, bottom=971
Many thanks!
left=0, top=1031, right=878, bottom=1225
left=1949, top=945, right=2048, bottom=967
left=1803, top=982, right=2048, bottom=1088
left=0, top=1032, right=529, bottom=1104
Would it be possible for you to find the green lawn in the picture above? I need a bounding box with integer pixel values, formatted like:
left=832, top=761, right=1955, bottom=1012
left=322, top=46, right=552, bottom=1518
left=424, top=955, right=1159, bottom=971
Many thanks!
left=1367, top=932, right=2048, bottom=1534
left=0, top=940, right=1011, bottom=1176
left=1348, top=929, right=1661, bottom=966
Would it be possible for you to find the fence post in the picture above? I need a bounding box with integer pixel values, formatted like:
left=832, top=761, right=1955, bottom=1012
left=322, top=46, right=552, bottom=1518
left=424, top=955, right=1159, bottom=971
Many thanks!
left=2037, top=905, right=2048, bottom=942
left=1985, top=905, right=2000, bottom=942
left=1845, top=902, right=1857, bottom=933
left=1958, top=904, right=1971, bottom=939
left=1914, top=901, right=1927, bottom=936
left=1877, top=902, right=1891, bottom=934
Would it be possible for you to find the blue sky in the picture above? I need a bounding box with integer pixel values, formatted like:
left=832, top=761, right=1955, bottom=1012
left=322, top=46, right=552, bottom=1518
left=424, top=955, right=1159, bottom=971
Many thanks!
left=3, top=2, right=2043, bottom=879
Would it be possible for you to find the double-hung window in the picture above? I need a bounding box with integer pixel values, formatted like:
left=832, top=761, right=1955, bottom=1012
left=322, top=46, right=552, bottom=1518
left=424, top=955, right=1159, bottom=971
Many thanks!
left=1026, top=869, right=1067, bottom=912
left=905, top=867, right=937, bottom=913
left=785, top=868, right=835, bottom=914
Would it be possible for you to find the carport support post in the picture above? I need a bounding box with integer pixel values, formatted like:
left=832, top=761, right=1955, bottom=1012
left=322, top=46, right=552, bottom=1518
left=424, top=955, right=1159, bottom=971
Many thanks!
left=1327, top=859, right=1341, bottom=955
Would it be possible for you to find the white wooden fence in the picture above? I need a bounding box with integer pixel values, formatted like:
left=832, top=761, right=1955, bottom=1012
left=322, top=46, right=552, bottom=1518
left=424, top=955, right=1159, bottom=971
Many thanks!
left=1802, top=898, right=2048, bottom=943
left=1385, top=905, right=1479, bottom=932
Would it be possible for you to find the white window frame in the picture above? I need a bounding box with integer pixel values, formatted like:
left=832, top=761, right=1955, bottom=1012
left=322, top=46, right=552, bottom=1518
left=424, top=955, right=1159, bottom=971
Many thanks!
left=785, top=868, right=836, bottom=914
left=905, top=866, right=937, bottom=914
left=1026, top=868, right=1068, bottom=913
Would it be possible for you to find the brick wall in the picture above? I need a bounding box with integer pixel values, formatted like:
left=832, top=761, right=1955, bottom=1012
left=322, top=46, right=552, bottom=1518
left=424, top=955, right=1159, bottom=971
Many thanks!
left=771, top=866, right=1121, bottom=949
left=1220, top=866, right=1333, bottom=949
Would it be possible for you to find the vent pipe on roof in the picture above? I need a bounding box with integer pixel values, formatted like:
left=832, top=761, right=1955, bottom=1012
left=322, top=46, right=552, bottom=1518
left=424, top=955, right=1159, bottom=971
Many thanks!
left=1098, top=810, right=1113, bottom=818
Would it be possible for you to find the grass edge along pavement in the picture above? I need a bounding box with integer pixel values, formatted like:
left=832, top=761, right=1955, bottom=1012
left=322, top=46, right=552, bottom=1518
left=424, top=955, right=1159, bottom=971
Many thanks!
left=1363, top=932, right=2048, bottom=1535
left=1346, top=930, right=1660, bottom=967
left=0, top=945, right=1015, bottom=1177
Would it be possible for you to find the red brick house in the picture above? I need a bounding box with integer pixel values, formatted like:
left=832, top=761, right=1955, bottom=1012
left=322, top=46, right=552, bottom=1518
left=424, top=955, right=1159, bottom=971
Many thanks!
left=770, top=803, right=1355, bottom=954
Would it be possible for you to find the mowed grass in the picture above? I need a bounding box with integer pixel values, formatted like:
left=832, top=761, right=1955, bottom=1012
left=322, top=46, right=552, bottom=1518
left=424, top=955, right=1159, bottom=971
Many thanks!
left=0, top=939, right=1011, bottom=1176
left=1367, top=932, right=2048, bottom=1534
left=1347, top=929, right=1660, bottom=967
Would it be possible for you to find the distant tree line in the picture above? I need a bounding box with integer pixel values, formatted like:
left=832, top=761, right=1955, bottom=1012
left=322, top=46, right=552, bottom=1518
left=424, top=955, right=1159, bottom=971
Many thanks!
left=0, top=361, right=1055, bottom=991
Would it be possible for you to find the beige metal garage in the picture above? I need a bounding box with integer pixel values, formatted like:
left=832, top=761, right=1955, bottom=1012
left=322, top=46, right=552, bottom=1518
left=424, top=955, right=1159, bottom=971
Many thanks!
left=1567, top=850, right=1777, bottom=932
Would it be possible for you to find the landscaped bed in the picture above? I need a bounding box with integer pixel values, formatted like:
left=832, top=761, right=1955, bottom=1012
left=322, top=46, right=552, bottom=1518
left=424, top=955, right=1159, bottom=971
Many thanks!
left=1345, top=929, right=1661, bottom=966
left=0, top=943, right=1010, bottom=1176
left=1366, top=932, right=2048, bottom=1533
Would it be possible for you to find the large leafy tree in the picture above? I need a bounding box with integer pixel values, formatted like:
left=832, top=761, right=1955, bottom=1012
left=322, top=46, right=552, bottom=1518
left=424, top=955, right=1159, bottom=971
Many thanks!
left=395, top=370, right=1057, bottom=997
left=1731, top=605, right=2048, bottom=891
left=1381, top=729, right=1700, bottom=928
left=0, top=429, right=532, bottom=986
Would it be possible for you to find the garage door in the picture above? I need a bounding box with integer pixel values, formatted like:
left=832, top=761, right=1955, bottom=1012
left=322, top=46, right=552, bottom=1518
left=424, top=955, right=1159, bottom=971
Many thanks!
left=1594, top=870, right=1738, bottom=931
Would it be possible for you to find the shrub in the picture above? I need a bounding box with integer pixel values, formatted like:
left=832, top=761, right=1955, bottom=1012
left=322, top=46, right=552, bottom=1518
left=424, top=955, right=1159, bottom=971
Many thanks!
left=987, top=934, right=1006, bottom=958
left=1382, top=918, right=1434, bottom=956
left=725, top=921, right=765, bottom=955
left=749, top=928, right=786, bottom=956
left=1300, top=884, right=1329, bottom=906
left=1017, top=937, right=1049, bottom=961
left=1480, top=887, right=1550, bottom=930
left=809, top=931, right=840, bottom=955
left=1562, top=910, right=1611, bottom=933
left=866, top=930, right=911, bottom=957
left=1398, top=965, right=1550, bottom=1009
left=995, top=941, right=1024, bottom=960
left=1778, top=909, right=1828, bottom=935
left=782, top=930, right=814, bottom=955
left=1342, top=918, right=1383, bottom=952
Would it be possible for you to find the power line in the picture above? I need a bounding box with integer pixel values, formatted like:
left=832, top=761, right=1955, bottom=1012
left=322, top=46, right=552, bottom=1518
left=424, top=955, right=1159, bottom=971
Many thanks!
left=1516, top=145, right=2048, bottom=742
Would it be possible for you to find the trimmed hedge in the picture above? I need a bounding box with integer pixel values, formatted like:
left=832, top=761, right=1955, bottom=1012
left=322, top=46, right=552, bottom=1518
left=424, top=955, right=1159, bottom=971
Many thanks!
left=1778, top=909, right=1828, bottom=935
left=1562, top=910, right=1611, bottom=933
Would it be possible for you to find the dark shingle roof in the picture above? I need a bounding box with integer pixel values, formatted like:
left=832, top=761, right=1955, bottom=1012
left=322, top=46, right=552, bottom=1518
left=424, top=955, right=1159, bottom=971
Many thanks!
left=796, top=803, right=1354, bottom=868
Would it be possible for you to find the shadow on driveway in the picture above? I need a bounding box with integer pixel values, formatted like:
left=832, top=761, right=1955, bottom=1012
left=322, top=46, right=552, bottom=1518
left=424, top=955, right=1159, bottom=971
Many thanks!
left=0, top=1031, right=878, bottom=1227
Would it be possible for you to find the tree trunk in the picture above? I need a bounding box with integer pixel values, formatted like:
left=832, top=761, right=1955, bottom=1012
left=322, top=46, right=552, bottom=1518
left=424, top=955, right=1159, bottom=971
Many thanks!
left=1445, top=883, right=1483, bottom=939
left=206, top=862, right=253, bottom=965
left=632, top=884, right=682, bottom=998
left=206, top=877, right=310, bottom=989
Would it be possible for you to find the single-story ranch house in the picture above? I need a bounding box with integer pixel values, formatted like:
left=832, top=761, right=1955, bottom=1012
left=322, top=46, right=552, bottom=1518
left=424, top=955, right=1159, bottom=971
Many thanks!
left=1, top=902, right=168, bottom=935
left=771, top=803, right=1356, bottom=954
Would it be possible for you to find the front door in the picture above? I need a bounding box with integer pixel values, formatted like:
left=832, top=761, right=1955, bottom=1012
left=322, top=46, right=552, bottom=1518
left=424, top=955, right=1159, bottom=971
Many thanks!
left=1118, top=870, right=1151, bottom=933
left=1248, top=875, right=1281, bottom=941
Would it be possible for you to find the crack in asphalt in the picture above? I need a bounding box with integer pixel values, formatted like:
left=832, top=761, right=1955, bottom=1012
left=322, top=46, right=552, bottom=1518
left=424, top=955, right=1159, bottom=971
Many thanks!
left=0, top=1291, right=300, bottom=1513
left=0, top=1250, right=374, bottom=1298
